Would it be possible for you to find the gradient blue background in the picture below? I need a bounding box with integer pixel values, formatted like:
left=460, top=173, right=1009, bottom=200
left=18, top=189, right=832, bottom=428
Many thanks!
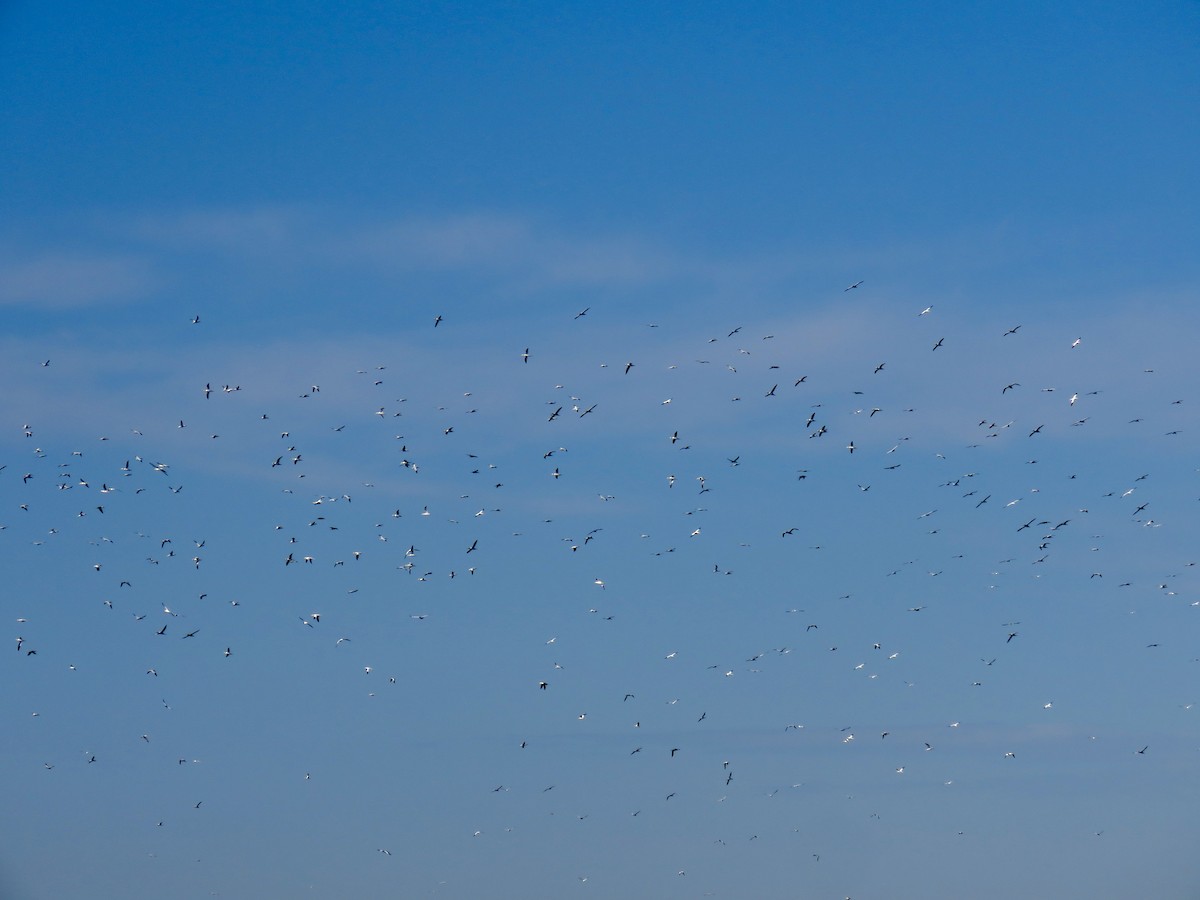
left=2, top=2, right=1198, bottom=897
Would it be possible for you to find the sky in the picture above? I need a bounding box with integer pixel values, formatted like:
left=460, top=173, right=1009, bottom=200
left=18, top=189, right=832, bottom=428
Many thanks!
left=2, top=2, right=1199, bottom=898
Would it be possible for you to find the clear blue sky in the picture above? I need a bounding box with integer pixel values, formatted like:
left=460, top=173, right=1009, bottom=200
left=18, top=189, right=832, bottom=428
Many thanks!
left=2, top=2, right=1198, bottom=898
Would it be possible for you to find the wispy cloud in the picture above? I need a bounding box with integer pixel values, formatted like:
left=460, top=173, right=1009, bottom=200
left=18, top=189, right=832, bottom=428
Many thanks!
left=0, top=251, right=156, bottom=308
left=121, top=206, right=316, bottom=256
left=331, top=212, right=698, bottom=290
left=109, top=206, right=698, bottom=291
left=10, top=205, right=1174, bottom=325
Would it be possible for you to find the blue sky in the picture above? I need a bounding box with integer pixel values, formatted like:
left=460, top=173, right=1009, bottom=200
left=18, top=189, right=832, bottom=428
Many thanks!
left=2, top=2, right=1199, bottom=898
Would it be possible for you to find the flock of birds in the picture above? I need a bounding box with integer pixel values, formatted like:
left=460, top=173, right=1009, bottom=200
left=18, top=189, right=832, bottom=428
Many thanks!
left=4, top=289, right=1197, bottom=898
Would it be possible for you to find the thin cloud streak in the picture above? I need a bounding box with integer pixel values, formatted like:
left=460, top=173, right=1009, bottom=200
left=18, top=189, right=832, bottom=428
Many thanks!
left=0, top=251, right=156, bottom=309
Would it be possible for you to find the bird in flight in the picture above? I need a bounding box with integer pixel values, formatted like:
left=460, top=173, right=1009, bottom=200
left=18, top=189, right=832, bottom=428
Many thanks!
left=844, top=281, right=864, bottom=292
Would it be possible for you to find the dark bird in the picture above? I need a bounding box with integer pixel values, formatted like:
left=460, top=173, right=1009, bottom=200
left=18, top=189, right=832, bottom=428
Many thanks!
left=844, top=281, right=864, bottom=292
